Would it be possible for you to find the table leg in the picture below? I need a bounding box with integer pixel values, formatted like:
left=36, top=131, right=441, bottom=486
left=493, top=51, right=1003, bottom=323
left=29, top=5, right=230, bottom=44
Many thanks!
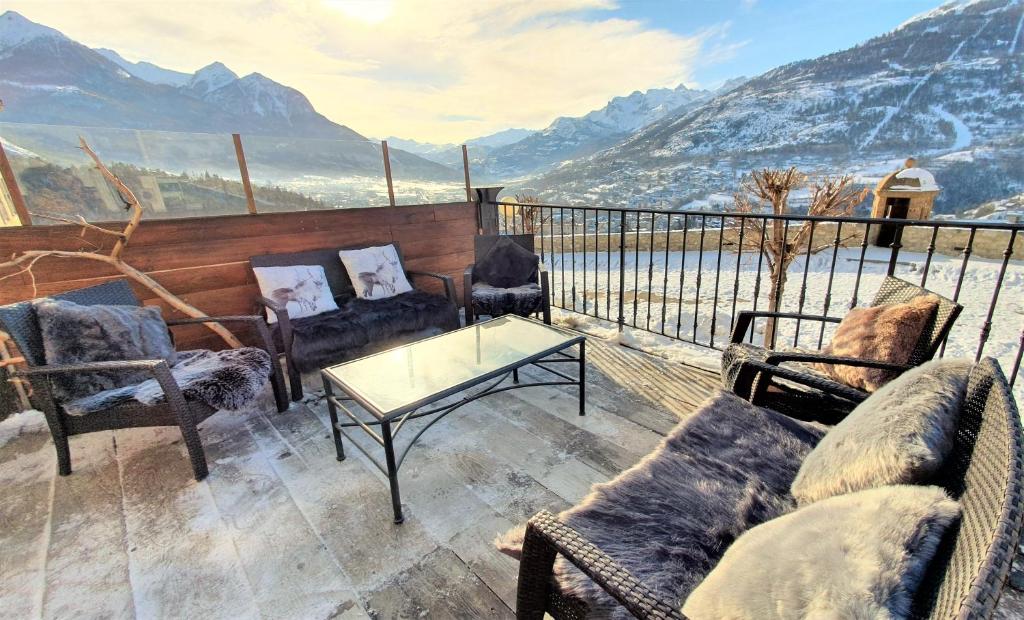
left=578, top=340, right=586, bottom=416
left=512, top=368, right=520, bottom=384
left=381, top=420, right=404, bottom=524
left=321, top=375, right=345, bottom=461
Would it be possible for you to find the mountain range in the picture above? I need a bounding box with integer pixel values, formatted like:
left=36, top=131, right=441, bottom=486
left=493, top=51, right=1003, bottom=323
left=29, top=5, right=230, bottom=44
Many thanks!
left=0, top=10, right=455, bottom=181
left=519, top=0, right=1024, bottom=213
left=1, top=0, right=1023, bottom=214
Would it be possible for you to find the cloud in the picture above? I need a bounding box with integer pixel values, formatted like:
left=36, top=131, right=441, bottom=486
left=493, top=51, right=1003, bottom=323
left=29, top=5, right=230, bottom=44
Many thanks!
left=8, top=0, right=717, bottom=142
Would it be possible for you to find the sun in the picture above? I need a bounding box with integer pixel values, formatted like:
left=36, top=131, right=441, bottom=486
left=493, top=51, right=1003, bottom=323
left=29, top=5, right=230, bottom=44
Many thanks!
left=323, top=0, right=395, bottom=24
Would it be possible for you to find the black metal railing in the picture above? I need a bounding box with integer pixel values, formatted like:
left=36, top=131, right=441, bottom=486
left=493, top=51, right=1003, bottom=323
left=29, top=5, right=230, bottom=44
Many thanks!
left=493, top=200, right=1024, bottom=389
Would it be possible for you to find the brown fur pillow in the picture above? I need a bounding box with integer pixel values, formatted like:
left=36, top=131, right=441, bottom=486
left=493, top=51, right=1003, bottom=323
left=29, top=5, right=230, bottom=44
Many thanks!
left=814, top=294, right=939, bottom=392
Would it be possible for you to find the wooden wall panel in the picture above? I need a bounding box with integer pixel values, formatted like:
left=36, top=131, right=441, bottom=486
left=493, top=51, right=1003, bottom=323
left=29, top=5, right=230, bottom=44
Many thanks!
left=0, top=202, right=476, bottom=350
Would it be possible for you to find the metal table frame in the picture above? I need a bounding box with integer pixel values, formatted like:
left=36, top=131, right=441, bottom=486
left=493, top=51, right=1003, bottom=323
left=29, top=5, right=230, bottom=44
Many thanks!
left=320, top=327, right=586, bottom=524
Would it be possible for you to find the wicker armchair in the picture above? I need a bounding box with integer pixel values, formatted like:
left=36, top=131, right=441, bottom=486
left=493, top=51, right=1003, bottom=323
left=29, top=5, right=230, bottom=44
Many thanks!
left=0, top=280, right=288, bottom=481
left=464, top=234, right=551, bottom=326
left=723, top=276, right=962, bottom=422
left=516, top=358, right=1022, bottom=619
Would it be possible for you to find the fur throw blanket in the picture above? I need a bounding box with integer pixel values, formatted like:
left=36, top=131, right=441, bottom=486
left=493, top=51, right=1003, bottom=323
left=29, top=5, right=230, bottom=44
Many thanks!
left=64, top=348, right=271, bottom=416
left=496, top=391, right=826, bottom=618
left=471, top=282, right=544, bottom=318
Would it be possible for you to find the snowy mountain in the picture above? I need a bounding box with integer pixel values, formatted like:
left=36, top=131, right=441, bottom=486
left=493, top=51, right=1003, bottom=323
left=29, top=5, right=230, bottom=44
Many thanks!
left=385, top=127, right=536, bottom=168
left=523, top=0, right=1024, bottom=213
left=486, top=83, right=718, bottom=177
left=95, top=48, right=190, bottom=86
left=0, top=11, right=456, bottom=181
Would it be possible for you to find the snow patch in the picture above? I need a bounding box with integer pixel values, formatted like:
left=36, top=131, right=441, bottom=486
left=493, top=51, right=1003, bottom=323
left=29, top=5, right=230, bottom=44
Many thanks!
left=0, top=410, right=47, bottom=449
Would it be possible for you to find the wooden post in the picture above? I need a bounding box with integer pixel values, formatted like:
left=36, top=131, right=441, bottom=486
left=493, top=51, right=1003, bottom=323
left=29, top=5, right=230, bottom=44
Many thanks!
left=381, top=140, right=396, bottom=207
left=0, top=140, right=31, bottom=226
left=232, top=133, right=258, bottom=214
left=462, top=144, right=472, bottom=202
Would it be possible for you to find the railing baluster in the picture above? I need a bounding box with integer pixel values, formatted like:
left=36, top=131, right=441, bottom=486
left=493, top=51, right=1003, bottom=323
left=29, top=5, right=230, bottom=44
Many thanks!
left=750, top=220, right=767, bottom=344
left=709, top=215, right=725, bottom=348
left=570, top=209, right=577, bottom=312
left=975, top=229, right=1016, bottom=360
left=729, top=218, right=745, bottom=337
left=606, top=210, right=612, bottom=321
left=538, top=206, right=546, bottom=266
left=941, top=228, right=976, bottom=357
left=661, top=215, right=672, bottom=335
left=646, top=212, right=656, bottom=331
left=692, top=216, right=707, bottom=344
left=632, top=212, right=641, bottom=328
left=617, top=210, right=627, bottom=331
left=818, top=222, right=844, bottom=349
left=794, top=221, right=816, bottom=348
left=559, top=207, right=566, bottom=309
left=675, top=215, right=690, bottom=339
left=850, top=222, right=872, bottom=310
left=920, top=226, right=939, bottom=288
left=549, top=207, right=557, bottom=308
left=886, top=223, right=904, bottom=276
left=1010, top=330, right=1023, bottom=388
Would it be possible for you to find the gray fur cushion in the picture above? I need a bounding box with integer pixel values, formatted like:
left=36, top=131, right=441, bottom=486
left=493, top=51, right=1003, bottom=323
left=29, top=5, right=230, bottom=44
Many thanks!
left=683, top=485, right=960, bottom=619
left=475, top=236, right=538, bottom=288
left=471, top=282, right=543, bottom=318
left=288, top=290, right=458, bottom=372
left=64, top=348, right=271, bottom=415
left=496, top=391, right=826, bottom=617
left=33, top=299, right=177, bottom=402
left=792, top=358, right=972, bottom=506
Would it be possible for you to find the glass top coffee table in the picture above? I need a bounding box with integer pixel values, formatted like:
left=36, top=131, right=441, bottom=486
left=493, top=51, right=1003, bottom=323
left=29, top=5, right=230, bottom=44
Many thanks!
left=320, top=315, right=586, bottom=523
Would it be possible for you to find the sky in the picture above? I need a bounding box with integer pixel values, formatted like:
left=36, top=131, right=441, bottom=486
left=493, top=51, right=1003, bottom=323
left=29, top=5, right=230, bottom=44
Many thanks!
left=8, top=0, right=941, bottom=143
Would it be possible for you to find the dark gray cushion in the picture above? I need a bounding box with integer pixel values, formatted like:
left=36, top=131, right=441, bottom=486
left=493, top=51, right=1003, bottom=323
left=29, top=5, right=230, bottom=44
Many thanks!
left=474, top=236, right=538, bottom=288
left=683, top=485, right=960, bottom=619
left=792, top=358, right=971, bottom=506
left=288, top=290, right=458, bottom=372
left=497, top=391, right=826, bottom=617
left=471, top=282, right=543, bottom=318
left=33, top=299, right=177, bottom=402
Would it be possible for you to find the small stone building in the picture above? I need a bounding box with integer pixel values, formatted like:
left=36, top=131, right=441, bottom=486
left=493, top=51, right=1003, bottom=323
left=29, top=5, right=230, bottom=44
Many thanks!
left=871, top=157, right=941, bottom=246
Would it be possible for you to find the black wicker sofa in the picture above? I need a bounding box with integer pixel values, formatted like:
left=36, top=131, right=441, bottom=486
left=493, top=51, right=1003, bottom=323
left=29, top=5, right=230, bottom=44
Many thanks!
left=250, top=243, right=459, bottom=400
left=513, top=358, right=1023, bottom=619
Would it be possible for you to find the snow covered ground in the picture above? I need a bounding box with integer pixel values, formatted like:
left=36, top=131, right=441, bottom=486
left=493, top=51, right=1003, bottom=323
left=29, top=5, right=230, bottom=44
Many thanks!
left=541, top=244, right=1024, bottom=402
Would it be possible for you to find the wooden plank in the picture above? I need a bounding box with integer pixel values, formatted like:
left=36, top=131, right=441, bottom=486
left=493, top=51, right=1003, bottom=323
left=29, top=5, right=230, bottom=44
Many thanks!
left=0, top=139, right=31, bottom=226
left=114, top=426, right=261, bottom=618
left=390, top=217, right=477, bottom=242
left=42, top=433, right=134, bottom=619
left=0, top=423, right=54, bottom=619
left=232, top=134, right=258, bottom=215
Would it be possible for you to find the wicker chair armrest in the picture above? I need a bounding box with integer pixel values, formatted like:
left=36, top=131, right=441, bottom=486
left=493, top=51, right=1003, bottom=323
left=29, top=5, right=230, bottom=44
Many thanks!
left=517, top=511, right=685, bottom=620
left=732, top=358, right=867, bottom=407
left=407, top=270, right=457, bottom=303
left=730, top=310, right=841, bottom=344
left=762, top=351, right=911, bottom=372
left=20, top=359, right=167, bottom=375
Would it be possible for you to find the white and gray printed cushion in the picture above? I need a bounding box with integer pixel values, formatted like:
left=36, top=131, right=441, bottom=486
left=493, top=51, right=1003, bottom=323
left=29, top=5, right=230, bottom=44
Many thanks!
left=33, top=298, right=177, bottom=402
left=252, top=264, right=339, bottom=323
left=792, top=358, right=972, bottom=505
left=683, top=485, right=960, bottom=620
left=338, top=244, right=413, bottom=301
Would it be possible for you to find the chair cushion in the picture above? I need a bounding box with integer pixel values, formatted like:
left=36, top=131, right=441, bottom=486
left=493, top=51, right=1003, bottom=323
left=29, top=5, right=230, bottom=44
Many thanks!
left=496, top=391, right=826, bottom=617
left=338, top=244, right=413, bottom=301
left=33, top=299, right=177, bottom=402
left=791, top=358, right=971, bottom=506
left=252, top=264, right=340, bottom=324
left=288, top=290, right=457, bottom=372
left=471, top=282, right=543, bottom=318
left=683, top=485, right=959, bottom=620
left=814, top=295, right=940, bottom=391
left=63, top=348, right=271, bottom=416
left=474, top=236, right=538, bottom=288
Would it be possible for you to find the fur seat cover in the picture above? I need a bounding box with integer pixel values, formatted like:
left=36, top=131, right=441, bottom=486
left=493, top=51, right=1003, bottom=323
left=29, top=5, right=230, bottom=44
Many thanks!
left=471, top=282, right=544, bottom=318
left=64, top=348, right=272, bottom=416
left=497, top=391, right=826, bottom=618
left=288, top=290, right=458, bottom=372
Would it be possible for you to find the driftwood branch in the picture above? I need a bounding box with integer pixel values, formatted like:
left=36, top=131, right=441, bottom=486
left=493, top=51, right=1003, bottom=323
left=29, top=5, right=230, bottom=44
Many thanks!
left=0, top=139, right=244, bottom=349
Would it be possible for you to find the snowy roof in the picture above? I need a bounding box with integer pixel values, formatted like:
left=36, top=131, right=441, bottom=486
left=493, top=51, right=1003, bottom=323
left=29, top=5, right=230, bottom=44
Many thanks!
left=879, top=167, right=940, bottom=193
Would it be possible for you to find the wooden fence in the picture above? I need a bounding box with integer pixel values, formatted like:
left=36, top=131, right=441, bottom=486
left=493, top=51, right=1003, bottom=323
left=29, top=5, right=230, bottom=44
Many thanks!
left=0, top=202, right=477, bottom=351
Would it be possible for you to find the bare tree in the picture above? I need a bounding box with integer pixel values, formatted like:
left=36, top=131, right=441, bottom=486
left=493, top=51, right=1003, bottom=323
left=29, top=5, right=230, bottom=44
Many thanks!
left=0, top=138, right=243, bottom=348
left=500, top=193, right=549, bottom=234
left=730, top=167, right=868, bottom=345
